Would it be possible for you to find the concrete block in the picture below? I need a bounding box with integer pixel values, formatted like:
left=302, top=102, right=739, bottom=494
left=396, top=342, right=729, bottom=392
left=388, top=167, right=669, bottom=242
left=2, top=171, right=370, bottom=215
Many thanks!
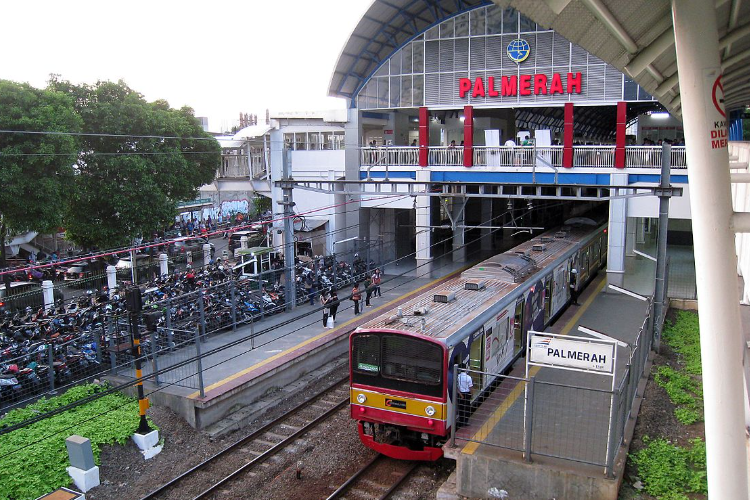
left=65, top=435, right=95, bottom=471
left=132, top=430, right=159, bottom=450
left=66, top=465, right=99, bottom=493
left=141, top=443, right=163, bottom=460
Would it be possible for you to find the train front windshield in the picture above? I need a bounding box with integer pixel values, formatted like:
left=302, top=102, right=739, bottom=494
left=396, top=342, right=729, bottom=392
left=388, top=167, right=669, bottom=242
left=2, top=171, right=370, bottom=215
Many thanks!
left=351, top=332, right=444, bottom=398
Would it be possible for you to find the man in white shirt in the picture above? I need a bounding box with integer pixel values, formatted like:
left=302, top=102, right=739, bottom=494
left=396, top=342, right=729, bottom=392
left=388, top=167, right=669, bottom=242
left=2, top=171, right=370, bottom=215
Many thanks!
left=504, top=138, right=516, bottom=147
left=457, top=364, right=473, bottom=427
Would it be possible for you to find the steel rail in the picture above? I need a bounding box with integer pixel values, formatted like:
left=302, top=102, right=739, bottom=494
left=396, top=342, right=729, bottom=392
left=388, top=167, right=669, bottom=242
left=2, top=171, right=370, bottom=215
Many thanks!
left=326, top=454, right=418, bottom=500
left=138, top=376, right=349, bottom=500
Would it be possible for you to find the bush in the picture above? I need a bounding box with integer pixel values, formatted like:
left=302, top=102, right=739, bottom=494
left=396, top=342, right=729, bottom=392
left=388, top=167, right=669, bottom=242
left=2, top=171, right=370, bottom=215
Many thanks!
left=631, top=436, right=707, bottom=499
left=0, top=383, right=156, bottom=500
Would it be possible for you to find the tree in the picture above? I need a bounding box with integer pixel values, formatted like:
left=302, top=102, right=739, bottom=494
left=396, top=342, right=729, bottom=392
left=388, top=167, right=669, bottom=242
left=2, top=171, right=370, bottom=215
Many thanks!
left=0, top=80, right=81, bottom=274
left=49, top=78, right=221, bottom=248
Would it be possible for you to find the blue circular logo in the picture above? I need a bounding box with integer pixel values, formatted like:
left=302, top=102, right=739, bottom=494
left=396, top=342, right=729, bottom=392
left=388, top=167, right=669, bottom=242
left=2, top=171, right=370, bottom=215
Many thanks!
left=507, top=38, right=530, bottom=63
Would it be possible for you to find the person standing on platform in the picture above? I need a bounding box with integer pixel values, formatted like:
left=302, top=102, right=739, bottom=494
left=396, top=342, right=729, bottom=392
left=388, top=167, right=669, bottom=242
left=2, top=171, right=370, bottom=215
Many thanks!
left=329, top=290, right=339, bottom=323
left=320, top=289, right=331, bottom=327
left=570, top=267, right=580, bottom=305
left=372, top=268, right=382, bottom=298
left=364, top=276, right=373, bottom=307
left=457, top=365, right=473, bottom=427
left=351, top=283, right=362, bottom=315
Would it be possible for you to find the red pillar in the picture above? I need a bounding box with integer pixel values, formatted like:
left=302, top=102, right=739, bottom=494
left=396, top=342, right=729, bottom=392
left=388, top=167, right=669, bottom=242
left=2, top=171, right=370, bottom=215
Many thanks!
left=419, top=107, right=429, bottom=167
left=562, top=103, right=574, bottom=168
left=614, top=101, right=627, bottom=169
left=463, top=106, right=474, bottom=167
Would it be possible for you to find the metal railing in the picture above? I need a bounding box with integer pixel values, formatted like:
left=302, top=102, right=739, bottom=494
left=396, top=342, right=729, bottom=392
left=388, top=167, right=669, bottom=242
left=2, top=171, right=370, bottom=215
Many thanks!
left=360, top=145, right=688, bottom=169
left=451, top=296, right=656, bottom=476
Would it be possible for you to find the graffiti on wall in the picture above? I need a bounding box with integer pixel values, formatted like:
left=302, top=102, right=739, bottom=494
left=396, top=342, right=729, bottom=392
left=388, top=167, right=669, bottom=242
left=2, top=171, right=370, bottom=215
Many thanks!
left=220, top=199, right=249, bottom=217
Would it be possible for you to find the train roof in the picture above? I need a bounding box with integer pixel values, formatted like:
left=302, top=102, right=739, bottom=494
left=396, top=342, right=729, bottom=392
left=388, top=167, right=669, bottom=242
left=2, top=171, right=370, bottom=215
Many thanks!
left=356, top=222, right=604, bottom=344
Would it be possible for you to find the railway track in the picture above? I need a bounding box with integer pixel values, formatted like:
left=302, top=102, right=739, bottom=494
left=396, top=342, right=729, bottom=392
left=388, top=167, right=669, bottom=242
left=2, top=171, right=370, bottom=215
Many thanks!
left=326, top=454, right=418, bottom=500
left=139, top=376, right=350, bottom=500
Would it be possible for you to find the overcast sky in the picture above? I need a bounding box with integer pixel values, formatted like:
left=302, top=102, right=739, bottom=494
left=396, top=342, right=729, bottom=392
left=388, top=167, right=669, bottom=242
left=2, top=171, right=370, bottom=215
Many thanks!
left=0, top=0, right=371, bottom=132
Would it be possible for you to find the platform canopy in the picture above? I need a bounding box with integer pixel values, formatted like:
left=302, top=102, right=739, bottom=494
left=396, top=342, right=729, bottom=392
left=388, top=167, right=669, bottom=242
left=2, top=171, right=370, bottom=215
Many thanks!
left=330, top=0, right=750, bottom=114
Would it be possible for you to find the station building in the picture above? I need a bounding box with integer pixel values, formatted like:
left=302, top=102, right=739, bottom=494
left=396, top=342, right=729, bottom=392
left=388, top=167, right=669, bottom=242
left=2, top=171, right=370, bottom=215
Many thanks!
left=327, top=1, right=695, bottom=288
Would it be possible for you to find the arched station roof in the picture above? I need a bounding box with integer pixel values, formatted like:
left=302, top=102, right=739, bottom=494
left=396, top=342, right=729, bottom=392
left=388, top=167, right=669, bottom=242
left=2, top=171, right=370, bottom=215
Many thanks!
left=330, top=0, right=750, bottom=114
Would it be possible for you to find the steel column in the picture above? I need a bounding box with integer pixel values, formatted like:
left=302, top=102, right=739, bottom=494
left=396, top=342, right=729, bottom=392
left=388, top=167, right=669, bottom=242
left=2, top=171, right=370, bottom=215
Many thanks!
left=463, top=105, right=473, bottom=167
left=672, top=1, right=749, bottom=497
left=614, top=102, right=627, bottom=168
left=562, top=103, right=574, bottom=168
left=419, top=107, right=429, bottom=167
left=653, top=144, right=672, bottom=350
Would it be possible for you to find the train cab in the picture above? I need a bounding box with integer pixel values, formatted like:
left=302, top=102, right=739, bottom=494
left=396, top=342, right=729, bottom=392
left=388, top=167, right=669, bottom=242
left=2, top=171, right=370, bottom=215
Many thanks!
left=349, top=329, right=448, bottom=460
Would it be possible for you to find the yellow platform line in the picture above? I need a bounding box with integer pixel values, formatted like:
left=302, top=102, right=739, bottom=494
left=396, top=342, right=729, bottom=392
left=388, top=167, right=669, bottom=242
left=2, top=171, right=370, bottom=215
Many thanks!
left=188, top=265, right=472, bottom=399
left=461, top=276, right=607, bottom=455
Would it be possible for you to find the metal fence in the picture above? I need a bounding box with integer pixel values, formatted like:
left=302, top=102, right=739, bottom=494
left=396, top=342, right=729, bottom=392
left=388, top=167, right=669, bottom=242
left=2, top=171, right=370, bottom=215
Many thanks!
left=451, top=298, right=655, bottom=476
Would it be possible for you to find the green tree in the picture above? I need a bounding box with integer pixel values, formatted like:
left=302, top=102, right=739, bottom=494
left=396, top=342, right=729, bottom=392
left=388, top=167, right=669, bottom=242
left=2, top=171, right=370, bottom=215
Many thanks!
left=0, top=80, right=81, bottom=273
left=49, top=78, right=220, bottom=248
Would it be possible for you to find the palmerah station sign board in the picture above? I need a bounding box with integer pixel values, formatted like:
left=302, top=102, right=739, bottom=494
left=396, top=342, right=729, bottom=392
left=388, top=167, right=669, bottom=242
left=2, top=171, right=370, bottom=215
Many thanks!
left=526, top=332, right=617, bottom=379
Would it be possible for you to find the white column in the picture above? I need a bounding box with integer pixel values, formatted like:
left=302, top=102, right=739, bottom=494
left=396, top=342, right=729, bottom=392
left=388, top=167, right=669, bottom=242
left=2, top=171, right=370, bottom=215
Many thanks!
left=159, top=253, right=168, bottom=276
left=480, top=197, right=493, bottom=252
left=673, top=2, right=749, bottom=498
left=606, top=172, right=628, bottom=288
left=203, top=244, right=211, bottom=267
left=636, top=217, right=646, bottom=245
left=240, top=236, right=248, bottom=251
left=625, top=217, right=636, bottom=257
left=42, top=280, right=54, bottom=312
left=106, top=266, right=117, bottom=298
left=452, top=199, right=467, bottom=263
left=415, top=169, right=432, bottom=277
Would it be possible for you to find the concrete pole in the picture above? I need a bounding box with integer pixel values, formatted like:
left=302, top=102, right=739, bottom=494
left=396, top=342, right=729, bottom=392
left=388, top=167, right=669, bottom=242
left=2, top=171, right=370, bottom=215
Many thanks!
left=280, top=148, right=296, bottom=311
left=159, top=253, right=168, bottom=277
left=203, top=244, right=211, bottom=268
left=106, top=266, right=116, bottom=298
left=240, top=236, right=248, bottom=251
left=606, top=172, right=628, bottom=289
left=42, top=280, right=54, bottom=312
left=129, top=249, right=137, bottom=284
left=672, top=2, right=749, bottom=498
left=415, top=169, right=432, bottom=277
left=653, top=144, right=672, bottom=350
left=452, top=199, right=467, bottom=263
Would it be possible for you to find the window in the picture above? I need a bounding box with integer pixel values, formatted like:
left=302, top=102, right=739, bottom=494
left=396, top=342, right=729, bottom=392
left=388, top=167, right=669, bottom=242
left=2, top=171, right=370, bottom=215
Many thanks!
left=353, top=335, right=380, bottom=374
left=382, top=335, right=442, bottom=385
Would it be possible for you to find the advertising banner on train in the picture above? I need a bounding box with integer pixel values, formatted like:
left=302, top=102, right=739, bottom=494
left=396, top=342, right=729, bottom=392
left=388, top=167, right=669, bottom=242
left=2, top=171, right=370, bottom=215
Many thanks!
left=527, top=332, right=616, bottom=375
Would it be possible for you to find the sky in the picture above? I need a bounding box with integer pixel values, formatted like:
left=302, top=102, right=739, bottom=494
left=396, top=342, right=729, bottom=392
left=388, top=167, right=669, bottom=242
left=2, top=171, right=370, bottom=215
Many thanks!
left=0, top=0, right=371, bottom=132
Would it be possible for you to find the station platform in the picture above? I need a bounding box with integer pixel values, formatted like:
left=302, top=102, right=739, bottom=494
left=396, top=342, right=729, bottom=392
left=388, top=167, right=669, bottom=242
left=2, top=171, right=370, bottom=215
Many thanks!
left=109, top=253, right=479, bottom=430
left=443, top=253, right=658, bottom=500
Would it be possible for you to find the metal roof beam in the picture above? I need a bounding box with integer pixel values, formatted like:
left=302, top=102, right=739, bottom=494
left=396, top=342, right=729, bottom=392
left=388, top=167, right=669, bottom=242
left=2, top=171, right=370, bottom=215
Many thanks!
left=625, top=28, right=675, bottom=78
left=720, top=20, right=750, bottom=50
left=722, top=46, right=750, bottom=70
left=722, top=0, right=743, bottom=58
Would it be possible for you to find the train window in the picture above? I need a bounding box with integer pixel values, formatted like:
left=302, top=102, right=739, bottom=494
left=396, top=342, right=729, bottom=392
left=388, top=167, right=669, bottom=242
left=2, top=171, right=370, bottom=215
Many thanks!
left=352, top=335, right=380, bottom=375
left=381, top=335, right=442, bottom=385
left=544, top=276, right=552, bottom=323
left=513, top=299, right=524, bottom=350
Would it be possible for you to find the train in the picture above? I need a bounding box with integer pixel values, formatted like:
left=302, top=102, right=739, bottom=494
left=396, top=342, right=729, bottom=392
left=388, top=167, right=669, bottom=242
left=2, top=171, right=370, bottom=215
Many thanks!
left=348, top=218, right=608, bottom=460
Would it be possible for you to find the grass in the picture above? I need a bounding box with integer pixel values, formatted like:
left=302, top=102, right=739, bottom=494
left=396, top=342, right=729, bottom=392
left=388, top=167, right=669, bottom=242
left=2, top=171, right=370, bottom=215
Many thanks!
left=0, top=382, right=156, bottom=500
left=627, top=310, right=707, bottom=500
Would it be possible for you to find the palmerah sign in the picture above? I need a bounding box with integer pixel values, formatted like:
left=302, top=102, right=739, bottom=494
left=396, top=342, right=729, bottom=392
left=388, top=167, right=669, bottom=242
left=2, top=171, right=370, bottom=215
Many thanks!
left=527, top=332, right=616, bottom=375
left=458, top=72, right=583, bottom=99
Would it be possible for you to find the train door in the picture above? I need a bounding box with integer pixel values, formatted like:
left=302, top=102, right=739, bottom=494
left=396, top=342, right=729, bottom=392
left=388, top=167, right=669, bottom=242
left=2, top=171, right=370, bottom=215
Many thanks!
left=513, top=299, right=525, bottom=353
left=469, top=328, right=485, bottom=394
left=592, top=241, right=601, bottom=269
left=543, top=275, right=552, bottom=324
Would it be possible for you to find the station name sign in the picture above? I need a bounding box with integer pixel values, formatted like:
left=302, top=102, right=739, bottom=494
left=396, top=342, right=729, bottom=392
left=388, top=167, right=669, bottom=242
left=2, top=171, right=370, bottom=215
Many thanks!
left=458, top=72, right=583, bottom=99
left=529, top=333, right=614, bottom=374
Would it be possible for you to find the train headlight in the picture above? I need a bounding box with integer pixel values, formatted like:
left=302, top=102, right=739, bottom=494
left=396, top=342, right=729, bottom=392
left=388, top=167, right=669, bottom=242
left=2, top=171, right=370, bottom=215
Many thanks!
left=356, top=393, right=367, bottom=404
left=425, top=405, right=436, bottom=417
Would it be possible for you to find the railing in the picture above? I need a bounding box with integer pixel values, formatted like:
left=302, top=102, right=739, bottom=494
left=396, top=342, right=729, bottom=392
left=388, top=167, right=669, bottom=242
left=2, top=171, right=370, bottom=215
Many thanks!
left=219, top=146, right=268, bottom=180
left=450, top=296, right=657, bottom=476
left=360, top=145, right=688, bottom=169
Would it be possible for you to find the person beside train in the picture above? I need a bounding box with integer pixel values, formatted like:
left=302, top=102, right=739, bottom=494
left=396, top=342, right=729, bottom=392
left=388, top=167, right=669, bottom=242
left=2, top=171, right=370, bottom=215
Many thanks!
left=329, top=290, right=339, bottom=323
left=364, top=275, right=373, bottom=307
left=570, top=267, right=580, bottom=305
left=457, top=365, right=473, bottom=428
left=320, top=289, right=332, bottom=328
left=372, top=268, right=382, bottom=297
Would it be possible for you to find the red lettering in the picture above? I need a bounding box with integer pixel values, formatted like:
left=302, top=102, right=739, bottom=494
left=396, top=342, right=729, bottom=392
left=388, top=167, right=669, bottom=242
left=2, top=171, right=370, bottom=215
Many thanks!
left=487, top=76, right=499, bottom=97
left=567, top=72, right=582, bottom=94
left=459, top=78, right=472, bottom=98
left=534, top=74, right=548, bottom=95
left=550, top=73, right=564, bottom=94
left=472, top=77, right=486, bottom=98
left=501, top=76, right=517, bottom=96
left=519, top=75, right=532, bottom=96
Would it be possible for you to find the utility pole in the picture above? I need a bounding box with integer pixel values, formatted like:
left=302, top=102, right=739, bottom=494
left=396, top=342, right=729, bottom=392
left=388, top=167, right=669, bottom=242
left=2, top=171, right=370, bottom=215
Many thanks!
left=126, top=286, right=151, bottom=434
left=652, top=143, right=673, bottom=350
left=279, top=147, right=296, bottom=311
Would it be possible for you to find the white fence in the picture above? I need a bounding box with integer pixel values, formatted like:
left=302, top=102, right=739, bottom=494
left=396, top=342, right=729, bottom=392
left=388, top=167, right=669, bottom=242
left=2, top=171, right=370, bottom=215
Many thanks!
left=360, top=145, right=688, bottom=169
